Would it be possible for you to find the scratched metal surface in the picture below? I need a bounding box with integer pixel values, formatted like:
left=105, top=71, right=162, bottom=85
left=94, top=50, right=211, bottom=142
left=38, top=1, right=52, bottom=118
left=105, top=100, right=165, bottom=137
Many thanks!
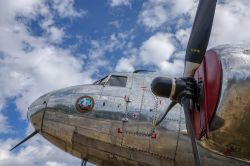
left=28, top=44, right=250, bottom=166
left=201, top=45, right=250, bottom=162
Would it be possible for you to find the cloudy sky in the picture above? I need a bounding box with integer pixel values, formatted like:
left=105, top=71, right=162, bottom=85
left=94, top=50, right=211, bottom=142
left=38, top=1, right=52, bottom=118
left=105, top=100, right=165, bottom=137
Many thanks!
left=0, top=0, right=250, bottom=165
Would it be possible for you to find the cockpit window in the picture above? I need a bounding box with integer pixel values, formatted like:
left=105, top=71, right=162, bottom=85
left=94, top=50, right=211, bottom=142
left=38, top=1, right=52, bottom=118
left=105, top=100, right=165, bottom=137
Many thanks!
left=106, top=75, right=127, bottom=87
left=93, top=75, right=109, bottom=85
left=93, top=75, right=127, bottom=87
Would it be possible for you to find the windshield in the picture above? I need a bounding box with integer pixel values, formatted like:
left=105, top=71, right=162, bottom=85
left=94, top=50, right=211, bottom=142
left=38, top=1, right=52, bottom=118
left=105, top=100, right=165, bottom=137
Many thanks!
left=93, top=75, right=109, bottom=85
left=93, top=75, right=127, bottom=87
left=106, top=75, right=127, bottom=87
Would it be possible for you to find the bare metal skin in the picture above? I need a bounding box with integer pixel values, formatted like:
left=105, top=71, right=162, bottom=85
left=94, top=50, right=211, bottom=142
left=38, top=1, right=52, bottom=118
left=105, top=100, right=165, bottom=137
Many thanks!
left=28, top=45, right=250, bottom=166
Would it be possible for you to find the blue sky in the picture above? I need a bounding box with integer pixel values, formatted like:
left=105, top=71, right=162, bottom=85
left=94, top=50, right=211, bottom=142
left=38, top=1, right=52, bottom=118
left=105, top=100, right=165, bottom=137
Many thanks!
left=1, top=0, right=250, bottom=165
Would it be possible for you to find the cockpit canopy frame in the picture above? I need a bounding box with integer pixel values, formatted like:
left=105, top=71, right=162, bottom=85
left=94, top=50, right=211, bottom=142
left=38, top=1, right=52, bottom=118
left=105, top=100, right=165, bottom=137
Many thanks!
left=93, top=74, right=128, bottom=87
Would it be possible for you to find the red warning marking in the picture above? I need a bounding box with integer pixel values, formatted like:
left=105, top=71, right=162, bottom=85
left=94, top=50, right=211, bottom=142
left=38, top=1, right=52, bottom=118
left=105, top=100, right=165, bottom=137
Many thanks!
left=151, top=132, right=157, bottom=139
left=117, top=128, right=123, bottom=133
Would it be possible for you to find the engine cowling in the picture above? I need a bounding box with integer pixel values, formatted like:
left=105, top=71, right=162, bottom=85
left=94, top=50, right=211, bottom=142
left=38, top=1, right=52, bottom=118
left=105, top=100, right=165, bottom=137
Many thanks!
left=197, top=45, right=250, bottom=162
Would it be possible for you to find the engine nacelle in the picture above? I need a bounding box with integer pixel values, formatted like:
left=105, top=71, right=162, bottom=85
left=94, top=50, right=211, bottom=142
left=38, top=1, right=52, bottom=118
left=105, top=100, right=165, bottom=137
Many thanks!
left=197, top=45, right=250, bottom=162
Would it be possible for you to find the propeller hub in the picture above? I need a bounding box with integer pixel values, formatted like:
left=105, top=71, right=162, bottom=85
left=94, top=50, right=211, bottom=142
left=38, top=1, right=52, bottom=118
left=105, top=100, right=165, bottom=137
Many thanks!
left=151, top=77, right=198, bottom=103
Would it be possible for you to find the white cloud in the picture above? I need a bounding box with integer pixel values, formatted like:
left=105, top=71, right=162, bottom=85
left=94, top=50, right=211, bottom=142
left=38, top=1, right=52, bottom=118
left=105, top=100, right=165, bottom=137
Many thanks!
left=140, top=33, right=176, bottom=65
left=0, top=135, right=92, bottom=166
left=87, top=32, right=130, bottom=74
left=52, top=0, right=87, bottom=18
left=109, top=20, right=120, bottom=28
left=175, top=28, right=191, bottom=49
left=115, top=45, right=138, bottom=72
left=114, top=32, right=184, bottom=75
left=40, top=0, right=86, bottom=44
left=44, top=26, right=65, bottom=44
left=45, top=161, right=67, bottom=166
left=209, top=1, right=250, bottom=47
left=40, top=16, right=65, bottom=44
left=0, top=0, right=90, bottom=117
left=158, top=59, right=184, bottom=76
left=89, top=32, right=128, bottom=58
left=0, top=41, right=91, bottom=119
left=138, top=0, right=197, bottom=30
left=0, top=114, right=10, bottom=133
left=109, top=0, right=131, bottom=7
left=139, top=0, right=250, bottom=48
left=138, top=0, right=250, bottom=76
left=138, top=33, right=183, bottom=76
left=0, top=1, right=42, bottom=20
left=139, top=4, right=169, bottom=30
left=0, top=0, right=93, bottom=165
left=115, top=57, right=135, bottom=72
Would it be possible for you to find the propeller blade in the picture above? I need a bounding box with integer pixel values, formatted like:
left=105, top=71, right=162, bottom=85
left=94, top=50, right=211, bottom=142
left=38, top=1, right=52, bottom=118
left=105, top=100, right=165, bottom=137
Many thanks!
left=184, top=0, right=217, bottom=77
left=81, top=159, right=87, bottom=166
left=155, top=101, right=177, bottom=127
left=10, top=130, right=38, bottom=151
left=182, top=97, right=201, bottom=166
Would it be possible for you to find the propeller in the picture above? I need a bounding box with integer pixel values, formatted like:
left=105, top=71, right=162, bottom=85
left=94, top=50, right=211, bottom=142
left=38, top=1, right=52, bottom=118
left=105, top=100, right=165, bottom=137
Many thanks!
left=10, top=130, right=38, bottom=151
left=81, top=159, right=87, bottom=166
left=182, top=97, right=201, bottom=166
left=151, top=0, right=217, bottom=165
left=184, top=0, right=217, bottom=77
left=155, top=101, right=177, bottom=127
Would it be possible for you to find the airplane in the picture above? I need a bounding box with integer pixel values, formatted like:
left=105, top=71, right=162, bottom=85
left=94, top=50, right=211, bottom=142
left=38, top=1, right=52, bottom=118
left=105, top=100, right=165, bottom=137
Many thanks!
left=10, top=0, right=250, bottom=166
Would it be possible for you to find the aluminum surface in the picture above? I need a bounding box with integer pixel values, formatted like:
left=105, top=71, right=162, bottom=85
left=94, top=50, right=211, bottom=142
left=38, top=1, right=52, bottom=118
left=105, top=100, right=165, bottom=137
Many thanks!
left=201, top=45, right=250, bottom=161
left=28, top=44, right=250, bottom=165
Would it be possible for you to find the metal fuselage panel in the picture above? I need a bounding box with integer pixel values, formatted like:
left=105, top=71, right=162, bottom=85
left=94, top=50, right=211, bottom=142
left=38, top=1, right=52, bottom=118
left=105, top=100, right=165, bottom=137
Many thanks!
left=29, top=45, right=250, bottom=166
left=41, top=106, right=248, bottom=166
left=41, top=75, right=184, bottom=165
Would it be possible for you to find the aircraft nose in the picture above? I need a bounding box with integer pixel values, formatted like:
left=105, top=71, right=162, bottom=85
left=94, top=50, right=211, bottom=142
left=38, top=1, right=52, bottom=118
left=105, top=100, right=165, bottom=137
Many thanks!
left=28, top=93, right=49, bottom=131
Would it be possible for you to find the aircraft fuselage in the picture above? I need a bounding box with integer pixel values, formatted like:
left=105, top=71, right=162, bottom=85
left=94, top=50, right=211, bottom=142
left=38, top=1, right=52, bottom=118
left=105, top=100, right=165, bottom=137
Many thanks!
left=28, top=45, right=250, bottom=166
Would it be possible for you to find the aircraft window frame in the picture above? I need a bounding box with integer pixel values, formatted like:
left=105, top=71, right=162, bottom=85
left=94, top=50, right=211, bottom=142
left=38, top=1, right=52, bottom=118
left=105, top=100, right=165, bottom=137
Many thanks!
left=93, top=75, right=110, bottom=85
left=105, top=75, right=127, bottom=87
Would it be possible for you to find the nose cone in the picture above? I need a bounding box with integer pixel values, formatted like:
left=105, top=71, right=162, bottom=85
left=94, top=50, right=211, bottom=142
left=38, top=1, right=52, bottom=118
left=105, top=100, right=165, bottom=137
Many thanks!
left=28, top=94, right=49, bottom=131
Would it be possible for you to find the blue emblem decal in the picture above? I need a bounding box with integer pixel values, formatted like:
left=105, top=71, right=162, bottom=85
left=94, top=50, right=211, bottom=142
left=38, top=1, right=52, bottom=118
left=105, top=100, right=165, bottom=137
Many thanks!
left=76, top=96, right=94, bottom=113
